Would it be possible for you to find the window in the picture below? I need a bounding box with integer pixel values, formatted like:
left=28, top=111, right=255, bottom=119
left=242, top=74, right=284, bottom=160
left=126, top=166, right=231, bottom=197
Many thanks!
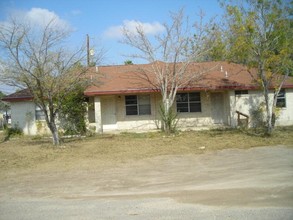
left=35, top=106, right=46, bottom=120
left=235, top=90, right=248, bottom=95
left=176, top=92, right=201, bottom=113
left=276, top=89, right=286, bottom=108
left=125, top=95, right=151, bottom=115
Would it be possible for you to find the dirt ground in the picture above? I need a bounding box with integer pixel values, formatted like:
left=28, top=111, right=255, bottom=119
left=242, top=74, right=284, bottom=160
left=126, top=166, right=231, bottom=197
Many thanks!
left=0, top=144, right=293, bottom=219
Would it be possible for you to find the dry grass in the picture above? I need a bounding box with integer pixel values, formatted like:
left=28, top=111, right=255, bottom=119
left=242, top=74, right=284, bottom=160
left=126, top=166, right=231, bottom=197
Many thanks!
left=0, top=127, right=292, bottom=174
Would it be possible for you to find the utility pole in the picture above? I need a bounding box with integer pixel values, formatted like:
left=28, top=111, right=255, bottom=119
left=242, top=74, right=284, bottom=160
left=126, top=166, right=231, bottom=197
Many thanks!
left=87, top=34, right=90, bottom=67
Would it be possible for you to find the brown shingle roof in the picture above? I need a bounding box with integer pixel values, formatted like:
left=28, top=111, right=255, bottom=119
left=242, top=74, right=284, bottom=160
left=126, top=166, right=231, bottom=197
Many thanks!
left=84, top=61, right=293, bottom=96
left=1, top=89, right=33, bottom=102
left=3, top=61, right=293, bottom=101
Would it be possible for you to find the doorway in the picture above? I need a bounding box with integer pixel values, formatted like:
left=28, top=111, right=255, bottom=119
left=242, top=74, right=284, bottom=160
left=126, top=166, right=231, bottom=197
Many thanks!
left=101, top=96, right=117, bottom=130
left=211, top=93, right=224, bottom=124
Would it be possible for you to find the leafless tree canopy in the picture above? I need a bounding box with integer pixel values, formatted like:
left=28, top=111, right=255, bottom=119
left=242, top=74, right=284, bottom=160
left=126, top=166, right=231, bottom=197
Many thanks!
left=0, top=17, right=96, bottom=145
left=122, top=9, right=216, bottom=132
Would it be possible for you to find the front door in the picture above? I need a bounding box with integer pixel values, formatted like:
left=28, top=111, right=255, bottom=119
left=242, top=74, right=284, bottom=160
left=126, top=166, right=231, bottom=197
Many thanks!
left=211, top=93, right=224, bottom=124
left=101, top=96, right=117, bottom=130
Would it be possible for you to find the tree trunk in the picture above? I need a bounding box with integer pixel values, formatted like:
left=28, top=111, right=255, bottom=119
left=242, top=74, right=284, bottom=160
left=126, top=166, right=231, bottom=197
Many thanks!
left=264, top=91, right=273, bottom=136
left=160, top=96, right=177, bottom=134
left=271, top=112, right=276, bottom=128
left=52, top=127, right=60, bottom=146
left=48, top=121, right=60, bottom=146
left=162, top=98, right=170, bottom=133
left=260, top=63, right=273, bottom=136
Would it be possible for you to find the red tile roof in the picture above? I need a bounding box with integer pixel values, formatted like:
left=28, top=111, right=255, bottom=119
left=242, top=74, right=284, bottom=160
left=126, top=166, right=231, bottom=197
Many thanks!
left=84, top=61, right=293, bottom=96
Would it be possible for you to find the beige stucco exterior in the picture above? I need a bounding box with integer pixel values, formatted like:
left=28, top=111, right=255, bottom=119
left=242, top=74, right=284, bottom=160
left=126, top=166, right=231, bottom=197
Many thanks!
left=88, top=89, right=293, bottom=133
left=10, top=101, right=49, bottom=135
left=9, top=89, right=293, bottom=135
left=229, top=89, right=293, bottom=127
left=89, top=91, right=235, bottom=132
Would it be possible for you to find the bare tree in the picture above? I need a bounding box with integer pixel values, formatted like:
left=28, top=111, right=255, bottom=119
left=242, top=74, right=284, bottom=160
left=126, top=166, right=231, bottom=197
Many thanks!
left=0, top=17, right=100, bottom=145
left=122, top=9, right=215, bottom=133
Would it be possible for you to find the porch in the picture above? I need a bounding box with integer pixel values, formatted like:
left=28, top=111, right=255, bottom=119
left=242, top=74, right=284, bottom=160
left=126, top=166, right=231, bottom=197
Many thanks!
left=87, top=91, right=233, bottom=133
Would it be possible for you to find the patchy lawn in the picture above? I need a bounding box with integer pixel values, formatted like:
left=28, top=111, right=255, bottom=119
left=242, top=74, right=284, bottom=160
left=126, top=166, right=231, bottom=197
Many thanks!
left=0, top=127, right=293, bottom=174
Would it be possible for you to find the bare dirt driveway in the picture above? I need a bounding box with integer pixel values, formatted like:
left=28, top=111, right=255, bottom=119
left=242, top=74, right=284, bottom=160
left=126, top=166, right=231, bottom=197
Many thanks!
left=0, top=145, right=293, bottom=220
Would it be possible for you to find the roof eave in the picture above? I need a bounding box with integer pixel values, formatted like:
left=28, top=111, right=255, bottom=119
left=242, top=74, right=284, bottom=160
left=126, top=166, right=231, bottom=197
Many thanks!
left=1, top=97, right=33, bottom=102
left=84, top=84, right=293, bottom=96
left=84, top=85, right=258, bottom=96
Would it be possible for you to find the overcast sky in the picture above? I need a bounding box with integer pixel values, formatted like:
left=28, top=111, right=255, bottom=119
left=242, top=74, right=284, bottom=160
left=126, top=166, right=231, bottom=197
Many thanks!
left=0, top=0, right=224, bottom=94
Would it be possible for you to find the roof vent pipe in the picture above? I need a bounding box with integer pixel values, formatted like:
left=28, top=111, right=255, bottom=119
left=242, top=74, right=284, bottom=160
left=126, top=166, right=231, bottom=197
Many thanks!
left=225, top=71, right=228, bottom=78
left=220, top=66, right=223, bottom=72
left=95, top=66, right=99, bottom=73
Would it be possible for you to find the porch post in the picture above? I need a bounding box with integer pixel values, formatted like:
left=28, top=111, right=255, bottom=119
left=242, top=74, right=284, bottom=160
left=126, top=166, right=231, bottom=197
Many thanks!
left=94, top=96, right=103, bottom=133
left=229, top=91, right=237, bottom=127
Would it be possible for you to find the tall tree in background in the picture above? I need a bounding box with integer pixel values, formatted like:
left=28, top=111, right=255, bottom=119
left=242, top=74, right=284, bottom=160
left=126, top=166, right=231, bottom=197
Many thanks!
left=0, top=17, right=100, bottom=145
left=0, top=91, right=10, bottom=119
left=220, top=0, right=293, bottom=135
left=122, top=9, right=215, bottom=133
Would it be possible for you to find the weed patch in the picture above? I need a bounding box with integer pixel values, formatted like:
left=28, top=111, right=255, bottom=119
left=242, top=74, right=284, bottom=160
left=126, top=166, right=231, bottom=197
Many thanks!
left=0, top=127, right=292, bottom=173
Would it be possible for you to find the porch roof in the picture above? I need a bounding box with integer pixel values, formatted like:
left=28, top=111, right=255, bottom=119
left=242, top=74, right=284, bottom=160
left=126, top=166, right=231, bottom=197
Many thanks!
left=84, top=61, right=293, bottom=96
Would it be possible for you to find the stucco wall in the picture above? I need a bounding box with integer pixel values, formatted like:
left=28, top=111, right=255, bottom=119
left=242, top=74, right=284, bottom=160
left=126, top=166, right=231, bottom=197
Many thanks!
left=13, top=89, right=292, bottom=135
left=93, top=92, right=222, bottom=132
left=176, top=92, right=214, bottom=129
left=10, top=101, right=49, bottom=135
left=276, top=89, right=293, bottom=126
left=94, top=89, right=293, bottom=132
left=229, top=89, right=293, bottom=127
left=115, top=93, right=159, bottom=131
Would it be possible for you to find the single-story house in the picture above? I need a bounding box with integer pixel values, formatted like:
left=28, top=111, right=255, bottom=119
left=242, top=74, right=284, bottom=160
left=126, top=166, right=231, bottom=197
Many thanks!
left=2, top=61, right=293, bottom=135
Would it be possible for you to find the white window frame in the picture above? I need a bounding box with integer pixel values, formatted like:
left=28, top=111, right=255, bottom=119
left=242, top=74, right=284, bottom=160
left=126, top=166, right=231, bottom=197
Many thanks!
left=176, top=92, right=201, bottom=113
left=276, top=89, right=286, bottom=108
left=35, top=106, right=46, bottom=121
left=235, top=90, right=248, bottom=95
left=125, top=95, right=151, bottom=116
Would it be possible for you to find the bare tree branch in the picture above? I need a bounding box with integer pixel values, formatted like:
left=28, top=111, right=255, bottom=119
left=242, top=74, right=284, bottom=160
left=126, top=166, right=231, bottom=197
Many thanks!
left=0, top=16, right=97, bottom=145
left=121, top=9, right=216, bottom=133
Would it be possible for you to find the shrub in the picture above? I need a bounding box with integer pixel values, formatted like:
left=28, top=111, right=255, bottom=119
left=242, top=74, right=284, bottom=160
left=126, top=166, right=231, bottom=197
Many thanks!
left=4, top=126, right=23, bottom=141
left=59, top=86, right=87, bottom=136
left=250, top=104, right=265, bottom=129
left=159, top=105, right=179, bottom=134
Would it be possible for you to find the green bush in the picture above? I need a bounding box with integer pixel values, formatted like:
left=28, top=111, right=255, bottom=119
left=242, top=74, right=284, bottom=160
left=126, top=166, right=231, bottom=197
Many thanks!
left=4, top=126, right=23, bottom=141
left=250, top=104, right=266, bottom=134
left=159, top=105, right=179, bottom=134
left=59, top=86, right=87, bottom=136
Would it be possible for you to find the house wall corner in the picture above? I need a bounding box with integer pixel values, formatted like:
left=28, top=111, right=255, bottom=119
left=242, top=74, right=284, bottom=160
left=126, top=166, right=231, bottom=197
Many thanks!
left=94, top=96, right=103, bottom=133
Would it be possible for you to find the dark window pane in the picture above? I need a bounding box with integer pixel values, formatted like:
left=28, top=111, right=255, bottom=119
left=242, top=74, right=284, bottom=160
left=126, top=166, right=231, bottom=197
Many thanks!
left=125, top=95, right=137, bottom=105
left=189, top=93, right=200, bottom=101
left=190, top=103, right=201, bottom=112
left=177, top=103, right=188, bottom=108
left=177, top=107, right=189, bottom=112
left=126, top=105, right=138, bottom=115
left=278, top=90, right=285, bottom=98
left=177, top=102, right=189, bottom=112
left=176, top=93, right=188, bottom=102
left=139, top=104, right=151, bottom=115
left=235, top=90, right=248, bottom=95
left=276, top=89, right=286, bottom=108
left=276, top=100, right=286, bottom=108
left=36, top=110, right=46, bottom=120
